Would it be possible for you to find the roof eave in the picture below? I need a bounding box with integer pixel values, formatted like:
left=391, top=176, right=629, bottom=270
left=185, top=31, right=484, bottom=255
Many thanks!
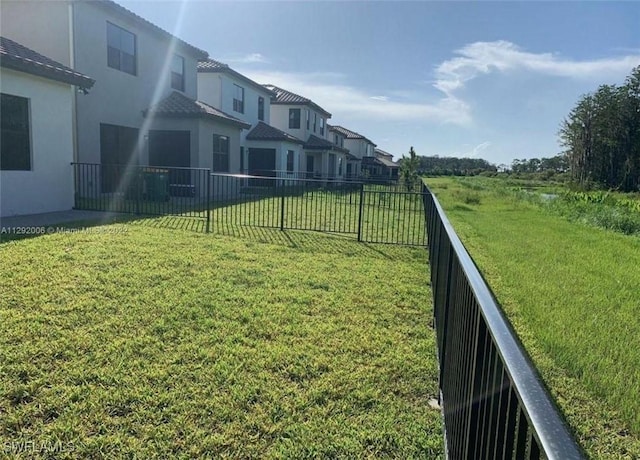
left=1, top=58, right=95, bottom=89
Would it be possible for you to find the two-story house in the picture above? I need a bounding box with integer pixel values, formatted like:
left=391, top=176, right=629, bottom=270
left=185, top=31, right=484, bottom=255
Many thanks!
left=197, top=59, right=304, bottom=177
left=327, top=125, right=377, bottom=179
left=264, top=85, right=349, bottom=179
left=1, top=36, right=94, bottom=217
left=1, top=0, right=248, bottom=198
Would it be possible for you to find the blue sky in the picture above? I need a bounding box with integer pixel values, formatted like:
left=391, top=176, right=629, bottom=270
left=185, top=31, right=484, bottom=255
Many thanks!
left=120, top=1, right=640, bottom=164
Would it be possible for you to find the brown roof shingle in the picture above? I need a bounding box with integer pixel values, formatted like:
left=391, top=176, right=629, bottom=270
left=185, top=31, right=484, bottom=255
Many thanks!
left=0, top=36, right=94, bottom=89
left=198, top=59, right=275, bottom=96
left=304, top=135, right=349, bottom=154
left=328, top=125, right=376, bottom=146
left=144, top=91, right=250, bottom=128
left=263, top=84, right=331, bottom=118
left=246, top=122, right=303, bottom=143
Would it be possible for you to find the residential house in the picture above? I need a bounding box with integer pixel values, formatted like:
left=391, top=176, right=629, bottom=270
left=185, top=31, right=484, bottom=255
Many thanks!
left=1, top=36, right=94, bottom=217
left=1, top=0, right=247, bottom=199
left=264, top=85, right=349, bottom=179
left=369, top=148, right=399, bottom=180
left=197, top=59, right=303, bottom=177
left=327, top=125, right=377, bottom=179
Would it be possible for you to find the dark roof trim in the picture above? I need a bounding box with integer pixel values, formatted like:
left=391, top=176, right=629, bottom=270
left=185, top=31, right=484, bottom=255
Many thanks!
left=90, top=0, right=208, bottom=59
left=198, top=59, right=275, bottom=96
left=144, top=91, right=250, bottom=129
left=263, top=84, right=331, bottom=118
left=0, top=36, right=94, bottom=89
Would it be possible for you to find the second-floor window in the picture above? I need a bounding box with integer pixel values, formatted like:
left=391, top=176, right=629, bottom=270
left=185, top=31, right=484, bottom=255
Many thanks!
left=107, top=22, right=136, bottom=75
left=334, top=134, right=339, bottom=145
left=171, top=55, right=185, bottom=91
left=233, top=85, right=244, bottom=113
left=320, top=117, right=324, bottom=136
left=258, top=96, right=264, bottom=121
left=305, top=109, right=310, bottom=130
left=212, top=134, right=230, bottom=172
left=313, top=113, right=317, bottom=133
left=289, top=108, right=301, bottom=129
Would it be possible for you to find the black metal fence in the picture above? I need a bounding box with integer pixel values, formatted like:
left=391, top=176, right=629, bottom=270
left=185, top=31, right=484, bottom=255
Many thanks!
left=423, top=183, right=583, bottom=459
left=211, top=173, right=426, bottom=245
left=72, top=163, right=426, bottom=245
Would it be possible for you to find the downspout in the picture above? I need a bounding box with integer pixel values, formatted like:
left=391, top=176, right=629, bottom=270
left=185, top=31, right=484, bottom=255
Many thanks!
left=69, top=1, right=78, bottom=164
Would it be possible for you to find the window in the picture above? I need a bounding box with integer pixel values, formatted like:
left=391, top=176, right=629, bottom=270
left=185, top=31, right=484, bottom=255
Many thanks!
left=305, top=109, right=310, bottom=130
left=313, top=113, right=317, bottom=133
left=212, top=134, right=230, bottom=172
left=334, top=134, right=339, bottom=145
left=171, top=54, right=185, bottom=91
left=107, top=22, right=136, bottom=75
left=240, top=146, right=245, bottom=173
left=338, top=157, right=343, bottom=175
left=320, top=117, right=324, bottom=136
left=258, top=96, right=264, bottom=121
left=289, top=108, right=301, bottom=129
left=286, top=150, right=295, bottom=172
left=1, top=94, right=31, bottom=171
left=233, top=85, right=244, bottom=113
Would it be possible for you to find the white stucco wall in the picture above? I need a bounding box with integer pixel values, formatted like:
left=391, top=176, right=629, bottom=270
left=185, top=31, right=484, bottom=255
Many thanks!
left=0, top=1, right=72, bottom=66
left=269, top=104, right=330, bottom=143
left=197, top=73, right=223, bottom=112
left=1, top=69, right=75, bottom=217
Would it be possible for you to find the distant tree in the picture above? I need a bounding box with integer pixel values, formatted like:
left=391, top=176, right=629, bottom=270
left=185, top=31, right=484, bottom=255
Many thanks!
left=559, top=65, right=640, bottom=191
left=400, top=146, right=420, bottom=191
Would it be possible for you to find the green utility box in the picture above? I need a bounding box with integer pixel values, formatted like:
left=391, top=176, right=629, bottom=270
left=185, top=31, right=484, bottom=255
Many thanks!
left=142, top=168, right=170, bottom=202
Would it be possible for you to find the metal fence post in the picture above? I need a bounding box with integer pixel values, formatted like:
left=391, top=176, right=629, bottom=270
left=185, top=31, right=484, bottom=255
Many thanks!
left=280, top=178, right=286, bottom=231
left=206, top=170, right=211, bottom=233
left=357, top=182, right=365, bottom=242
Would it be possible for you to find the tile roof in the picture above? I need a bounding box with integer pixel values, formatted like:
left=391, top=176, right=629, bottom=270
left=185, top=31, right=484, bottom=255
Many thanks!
left=0, top=36, right=95, bottom=89
left=94, top=1, right=207, bottom=59
left=328, top=125, right=376, bottom=146
left=144, top=91, right=251, bottom=128
left=362, top=156, right=398, bottom=168
left=376, top=155, right=399, bottom=168
left=246, top=121, right=303, bottom=144
left=375, top=148, right=394, bottom=158
left=263, top=84, right=331, bottom=117
left=304, top=135, right=350, bottom=154
left=198, top=59, right=275, bottom=96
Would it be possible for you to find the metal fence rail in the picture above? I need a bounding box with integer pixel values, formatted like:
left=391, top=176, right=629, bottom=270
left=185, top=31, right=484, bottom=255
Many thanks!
left=423, top=183, right=583, bottom=459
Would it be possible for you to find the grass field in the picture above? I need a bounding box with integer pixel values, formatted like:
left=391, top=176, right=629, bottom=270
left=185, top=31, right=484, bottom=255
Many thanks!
left=0, top=220, right=442, bottom=458
left=426, top=176, right=640, bottom=459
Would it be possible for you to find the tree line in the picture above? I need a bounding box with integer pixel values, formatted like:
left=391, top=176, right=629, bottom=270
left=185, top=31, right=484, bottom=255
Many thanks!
left=559, top=66, right=640, bottom=192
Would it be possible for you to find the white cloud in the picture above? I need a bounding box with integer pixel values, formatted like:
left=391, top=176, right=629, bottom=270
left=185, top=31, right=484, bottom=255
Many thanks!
left=434, top=40, right=640, bottom=98
left=225, top=53, right=269, bottom=64
left=450, top=141, right=492, bottom=158
left=240, top=69, right=472, bottom=125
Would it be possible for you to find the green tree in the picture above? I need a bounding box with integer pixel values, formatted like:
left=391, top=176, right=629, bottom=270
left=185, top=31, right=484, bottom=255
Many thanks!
left=400, top=146, right=420, bottom=191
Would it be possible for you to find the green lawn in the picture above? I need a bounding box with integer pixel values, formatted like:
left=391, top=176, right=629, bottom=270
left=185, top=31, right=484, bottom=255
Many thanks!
left=426, top=176, right=640, bottom=459
left=0, top=220, right=442, bottom=458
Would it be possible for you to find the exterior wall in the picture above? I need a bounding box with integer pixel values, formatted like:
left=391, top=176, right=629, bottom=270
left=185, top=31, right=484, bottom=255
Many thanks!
left=1, top=70, right=75, bottom=217
left=0, top=1, right=72, bottom=66
left=197, top=74, right=223, bottom=113
left=244, top=140, right=303, bottom=176
left=197, top=120, right=243, bottom=173
left=72, top=1, right=202, bottom=164
left=270, top=104, right=330, bottom=142
left=343, top=138, right=375, bottom=159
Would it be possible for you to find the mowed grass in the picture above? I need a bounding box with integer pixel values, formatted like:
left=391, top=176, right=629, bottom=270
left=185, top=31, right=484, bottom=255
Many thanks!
left=0, top=221, right=442, bottom=458
left=426, top=176, right=640, bottom=459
